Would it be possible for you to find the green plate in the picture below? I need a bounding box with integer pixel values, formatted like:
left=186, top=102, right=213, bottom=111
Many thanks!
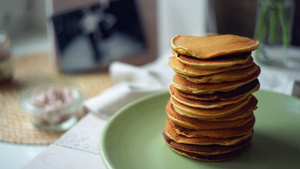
left=100, top=90, right=300, bottom=169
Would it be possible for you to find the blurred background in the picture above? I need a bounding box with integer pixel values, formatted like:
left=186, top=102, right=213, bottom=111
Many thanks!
left=0, top=0, right=299, bottom=71
left=1, top=1, right=300, bottom=168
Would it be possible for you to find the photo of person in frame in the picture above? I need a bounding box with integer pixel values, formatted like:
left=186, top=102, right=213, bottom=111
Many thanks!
left=80, top=0, right=116, bottom=61
left=51, top=0, right=147, bottom=73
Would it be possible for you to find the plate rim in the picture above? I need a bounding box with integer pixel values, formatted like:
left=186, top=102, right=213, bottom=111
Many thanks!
left=99, top=90, right=169, bottom=168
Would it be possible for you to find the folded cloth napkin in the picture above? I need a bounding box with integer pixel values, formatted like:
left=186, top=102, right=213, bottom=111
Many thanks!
left=84, top=52, right=173, bottom=119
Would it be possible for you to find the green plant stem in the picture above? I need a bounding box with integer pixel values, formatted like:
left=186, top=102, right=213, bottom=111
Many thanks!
left=255, top=1, right=269, bottom=58
left=255, top=0, right=292, bottom=59
left=277, top=0, right=290, bottom=49
left=268, top=7, right=277, bottom=43
left=255, top=1, right=268, bottom=42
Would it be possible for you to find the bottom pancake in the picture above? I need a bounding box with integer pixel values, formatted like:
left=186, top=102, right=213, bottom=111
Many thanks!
left=169, top=142, right=251, bottom=162
left=163, top=132, right=252, bottom=156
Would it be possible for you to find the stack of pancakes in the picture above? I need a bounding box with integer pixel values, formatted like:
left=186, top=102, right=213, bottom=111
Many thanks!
left=163, top=35, right=261, bottom=161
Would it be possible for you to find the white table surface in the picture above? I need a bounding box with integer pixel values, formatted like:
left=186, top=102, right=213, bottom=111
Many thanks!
left=23, top=113, right=107, bottom=169
left=0, top=143, right=47, bottom=169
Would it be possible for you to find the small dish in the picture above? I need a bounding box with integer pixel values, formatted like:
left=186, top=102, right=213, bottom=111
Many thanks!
left=21, top=83, right=83, bottom=131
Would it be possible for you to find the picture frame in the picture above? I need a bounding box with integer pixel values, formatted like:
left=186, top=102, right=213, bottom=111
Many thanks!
left=47, top=0, right=157, bottom=73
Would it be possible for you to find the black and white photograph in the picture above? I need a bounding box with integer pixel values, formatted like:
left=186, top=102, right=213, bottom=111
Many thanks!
left=51, top=0, right=147, bottom=72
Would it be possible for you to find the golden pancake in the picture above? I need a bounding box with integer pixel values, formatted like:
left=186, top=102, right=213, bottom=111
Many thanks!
left=167, top=112, right=253, bottom=130
left=164, top=119, right=253, bottom=146
left=179, top=64, right=260, bottom=84
left=166, top=105, right=254, bottom=130
left=177, top=79, right=260, bottom=101
left=169, top=85, right=249, bottom=108
left=169, top=55, right=254, bottom=77
left=167, top=97, right=257, bottom=121
left=170, top=35, right=259, bottom=59
left=170, top=118, right=255, bottom=138
left=173, top=72, right=260, bottom=94
left=169, top=142, right=251, bottom=162
left=173, top=51, right=252, bottom=70
left=167, top=100, right=255, bottom=129
left=171, top=95, right=252, bottom=118
left=163, top=132, right=252, bottom=156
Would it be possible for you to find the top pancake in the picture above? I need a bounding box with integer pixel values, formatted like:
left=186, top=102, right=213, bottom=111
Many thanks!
left=170, top=35, right=259, bottom=59
left=173, top=51, right=252, bottom=70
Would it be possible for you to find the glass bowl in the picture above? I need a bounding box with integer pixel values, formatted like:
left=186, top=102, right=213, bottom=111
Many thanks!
left=21, top=83, right=83, bottom=131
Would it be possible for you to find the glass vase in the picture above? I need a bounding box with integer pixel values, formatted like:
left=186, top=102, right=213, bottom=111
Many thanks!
left=254, top=0, right=295, bottom=68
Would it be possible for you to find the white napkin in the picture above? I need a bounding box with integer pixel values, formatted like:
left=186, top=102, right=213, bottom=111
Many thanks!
left=84, top=52, right=173, bottom=119
left=258, top=64, right=296, bottom=95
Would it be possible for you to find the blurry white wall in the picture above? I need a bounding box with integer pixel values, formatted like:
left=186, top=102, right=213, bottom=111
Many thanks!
left=0, top=0, right=47, bottom=56
left=157, top=0, right=208, bottom=56
left=0, top=0, right=46, bottom=37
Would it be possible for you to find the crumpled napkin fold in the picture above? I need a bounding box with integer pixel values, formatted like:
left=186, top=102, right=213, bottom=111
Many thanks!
left=84, top=53, right=173, bottom=119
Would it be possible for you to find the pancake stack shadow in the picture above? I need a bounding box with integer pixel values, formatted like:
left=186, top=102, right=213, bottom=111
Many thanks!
left=163, top=34, right=261, bottom=161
